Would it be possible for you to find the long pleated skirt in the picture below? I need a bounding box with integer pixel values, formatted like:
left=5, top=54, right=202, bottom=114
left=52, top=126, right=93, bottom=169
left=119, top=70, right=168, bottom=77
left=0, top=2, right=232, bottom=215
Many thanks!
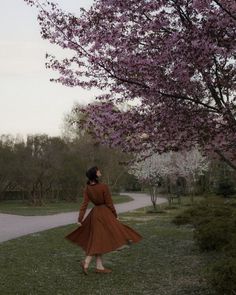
left=65, top=205, right=143, bottom=255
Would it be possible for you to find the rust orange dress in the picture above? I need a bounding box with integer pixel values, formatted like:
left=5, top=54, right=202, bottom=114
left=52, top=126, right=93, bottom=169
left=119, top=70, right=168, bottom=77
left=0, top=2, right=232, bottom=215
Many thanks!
left=65, top=182, right=143, bottom=255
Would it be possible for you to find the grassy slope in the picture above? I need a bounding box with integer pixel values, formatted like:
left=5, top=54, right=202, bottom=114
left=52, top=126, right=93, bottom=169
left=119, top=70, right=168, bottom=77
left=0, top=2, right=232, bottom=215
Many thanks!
left=0, top=195, right=132, bottom=216
left=0, top=205, right=215, bottom=295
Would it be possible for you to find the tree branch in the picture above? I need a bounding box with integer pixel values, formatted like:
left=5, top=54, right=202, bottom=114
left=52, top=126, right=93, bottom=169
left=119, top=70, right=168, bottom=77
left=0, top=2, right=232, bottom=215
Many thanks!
left=171, top=0, right=192, bottom=26
left=213, top=56, right=226, bottom=103
left=159, top=91, right=219, bottom=112
left=214, top=149, right=236, bottom=170
left=213, top=0, right=236, bottom=21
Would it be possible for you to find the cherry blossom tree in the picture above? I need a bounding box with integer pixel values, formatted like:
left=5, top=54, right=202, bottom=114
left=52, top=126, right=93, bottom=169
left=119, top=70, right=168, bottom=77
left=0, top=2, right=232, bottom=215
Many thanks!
left=174, top=148, right=209, bottom=201
left=129, top=147, right=209, bottom=206
left=128, top=150, right=173, bottom=209
left=23, top=0, right=236, bottom=168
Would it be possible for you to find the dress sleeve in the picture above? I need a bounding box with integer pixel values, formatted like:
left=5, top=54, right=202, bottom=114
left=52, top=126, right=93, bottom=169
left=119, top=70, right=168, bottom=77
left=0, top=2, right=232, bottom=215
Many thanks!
left=78, top=187, right=90, bottom=222
left=104, top=184, right=118, bottom=217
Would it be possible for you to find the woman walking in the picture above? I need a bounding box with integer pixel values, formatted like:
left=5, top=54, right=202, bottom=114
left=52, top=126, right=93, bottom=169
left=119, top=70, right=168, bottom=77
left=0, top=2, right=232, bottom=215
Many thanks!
left=65, top=166, right=143, bottom=274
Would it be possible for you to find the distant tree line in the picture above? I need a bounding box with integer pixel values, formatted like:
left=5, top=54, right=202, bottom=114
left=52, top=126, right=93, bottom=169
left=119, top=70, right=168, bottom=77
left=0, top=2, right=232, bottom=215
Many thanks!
left=1, top=104, right=235, bottom=207
left=0, top=132, right=139, bottom=205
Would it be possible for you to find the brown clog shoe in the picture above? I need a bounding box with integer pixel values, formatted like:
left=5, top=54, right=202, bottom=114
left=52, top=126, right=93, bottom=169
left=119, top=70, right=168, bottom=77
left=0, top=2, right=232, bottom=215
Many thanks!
left=95, top=268, right=112, bottom=274
left=80, top=261, right=88, bottom=275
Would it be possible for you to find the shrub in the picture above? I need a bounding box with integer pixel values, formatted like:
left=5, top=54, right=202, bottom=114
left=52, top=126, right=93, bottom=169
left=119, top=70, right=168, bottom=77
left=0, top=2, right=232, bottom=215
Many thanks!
left=173, top=203, right=230, bottom=227
left=223, top=231, right=236, bottom=257
left=172, top=208, right=194, bottom=225
left=216, top=179, right=235, bottom=198
left=173, top=197, right=236, bottom=294
left=173, top=198, right=234, bottom=227
left=194, top=218, right=232, bottom=251
left=172, top=197, right=236, bottom=252
left=206, top=232, right=236, bottom=294
left=207, top=256, right=236, bottom=295
left=172, top=206, right=211, bottom=226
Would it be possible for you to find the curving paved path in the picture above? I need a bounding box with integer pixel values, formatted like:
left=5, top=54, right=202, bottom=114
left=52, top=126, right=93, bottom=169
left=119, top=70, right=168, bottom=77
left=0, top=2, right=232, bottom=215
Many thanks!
left=0, top=193, right=166, bottom=243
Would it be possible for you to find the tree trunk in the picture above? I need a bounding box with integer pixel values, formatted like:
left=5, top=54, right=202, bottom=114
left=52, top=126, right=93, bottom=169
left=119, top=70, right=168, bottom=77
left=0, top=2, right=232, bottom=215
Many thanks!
left=149, top=186, right=158, bottom=210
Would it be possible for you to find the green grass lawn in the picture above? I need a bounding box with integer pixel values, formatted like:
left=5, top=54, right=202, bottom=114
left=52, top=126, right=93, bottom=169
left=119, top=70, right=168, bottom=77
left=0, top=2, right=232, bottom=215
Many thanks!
left=0, top=194, right=133, bottom=216
left=0, top=204, right=216, bottom=295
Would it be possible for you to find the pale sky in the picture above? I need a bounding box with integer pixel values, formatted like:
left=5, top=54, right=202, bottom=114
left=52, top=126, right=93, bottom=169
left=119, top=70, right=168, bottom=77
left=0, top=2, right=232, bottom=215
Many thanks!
left=0, top=0, right=97, bottom=139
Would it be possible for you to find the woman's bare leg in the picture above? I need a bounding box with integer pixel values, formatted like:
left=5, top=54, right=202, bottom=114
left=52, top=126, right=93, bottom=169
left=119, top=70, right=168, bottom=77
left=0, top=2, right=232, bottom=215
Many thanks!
left=84, top=255, right=93, bottom=268
left=95, top=254, right=104, bottom=270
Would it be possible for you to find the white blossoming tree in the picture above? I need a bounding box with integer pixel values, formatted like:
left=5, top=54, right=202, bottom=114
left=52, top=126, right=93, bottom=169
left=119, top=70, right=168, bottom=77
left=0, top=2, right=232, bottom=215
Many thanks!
left=174, top=149, right=209, bottom=201
left=129, top=147, right=209, bottom=208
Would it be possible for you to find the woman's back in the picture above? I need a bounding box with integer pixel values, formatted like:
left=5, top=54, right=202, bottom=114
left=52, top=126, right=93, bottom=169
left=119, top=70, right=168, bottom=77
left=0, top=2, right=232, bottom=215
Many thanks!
left=79, top=182, right=118, bottom=221
left=86, top=183, right=107, bottom=205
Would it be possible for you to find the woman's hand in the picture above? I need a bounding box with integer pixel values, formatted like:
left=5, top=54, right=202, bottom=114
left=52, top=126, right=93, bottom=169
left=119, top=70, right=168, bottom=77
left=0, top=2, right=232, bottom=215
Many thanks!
left=77, top=220, right=82, bottom=226
left=116, top=216, right=120, bottom=221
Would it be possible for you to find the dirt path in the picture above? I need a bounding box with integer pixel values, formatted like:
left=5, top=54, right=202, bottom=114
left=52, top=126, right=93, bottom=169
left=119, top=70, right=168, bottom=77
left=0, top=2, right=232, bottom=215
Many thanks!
left=0, top=193, right=166, bottom=243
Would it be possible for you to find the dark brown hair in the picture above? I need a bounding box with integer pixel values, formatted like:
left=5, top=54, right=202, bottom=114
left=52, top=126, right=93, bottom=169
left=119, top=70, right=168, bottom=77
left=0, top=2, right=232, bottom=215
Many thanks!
left=86, top=166, right=99, bottom=185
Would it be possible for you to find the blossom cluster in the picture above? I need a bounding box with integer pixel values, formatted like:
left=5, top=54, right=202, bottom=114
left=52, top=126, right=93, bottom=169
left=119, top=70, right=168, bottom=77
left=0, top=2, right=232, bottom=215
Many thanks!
left=23, top=0, right=236, bottom=168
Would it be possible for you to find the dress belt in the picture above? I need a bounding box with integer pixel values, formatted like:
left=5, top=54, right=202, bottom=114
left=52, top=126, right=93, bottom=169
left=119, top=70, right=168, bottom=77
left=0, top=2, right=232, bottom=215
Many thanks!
left=95, top=204, right=106, bottom=207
